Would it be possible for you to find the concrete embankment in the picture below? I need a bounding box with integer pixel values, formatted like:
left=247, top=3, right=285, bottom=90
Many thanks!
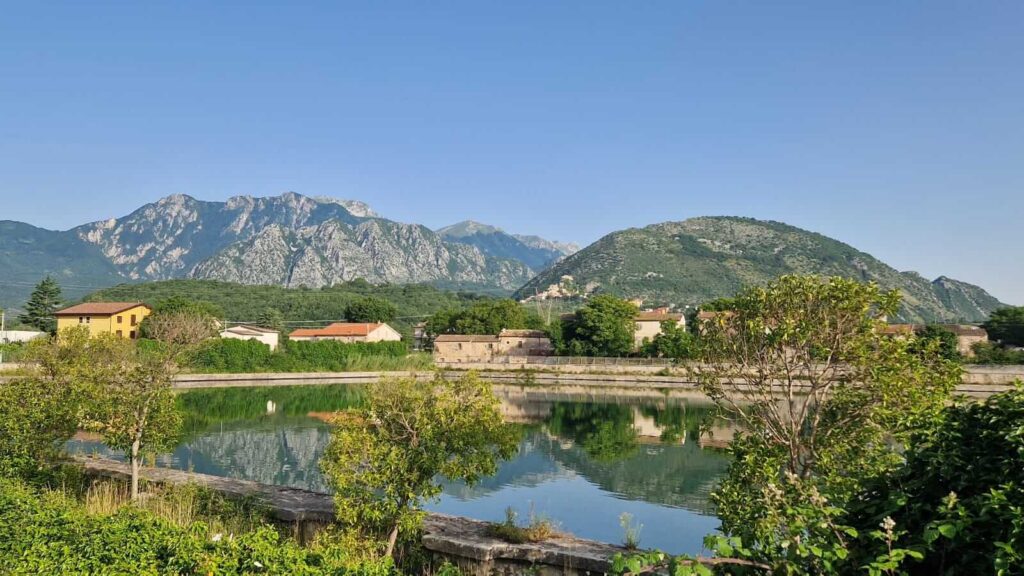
left=169, top=366, right=1023, bottom=398
left=78, top=457, right=627, bottom=575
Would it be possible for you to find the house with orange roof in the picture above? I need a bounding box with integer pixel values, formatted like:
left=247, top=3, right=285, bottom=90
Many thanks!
left=288, top=322, right=401, bottom=343
left=54, top=302, right=152, bottom=339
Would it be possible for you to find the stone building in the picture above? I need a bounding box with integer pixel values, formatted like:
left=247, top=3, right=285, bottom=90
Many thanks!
left=434, top=330, right=554, bottom=363
left=498, top=329, right=554, bottom=357
left=432, top=334, right=500, bottom=363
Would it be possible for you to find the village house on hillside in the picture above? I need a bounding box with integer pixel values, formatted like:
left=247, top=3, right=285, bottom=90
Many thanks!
left=288, top=322, right=401, bottom=343
left=634, top=308, right=685, bottom=348
left=220, top=325, right=280, bottom=350
left=434, top=328, right=553, bottom=363
left=54, top=302, right=151, bottom=339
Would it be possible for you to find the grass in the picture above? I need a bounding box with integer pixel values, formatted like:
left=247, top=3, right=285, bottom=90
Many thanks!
left=486, top=506, right=558, bottom=544
left=619, top=512, right=643, bottom=550
left=64, top=475, right=272, bottom=539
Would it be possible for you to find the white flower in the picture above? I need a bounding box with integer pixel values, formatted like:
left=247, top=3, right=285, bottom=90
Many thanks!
left=254, top=561, right=264, bottom=568
left=211, top=533, right=223, bottom=542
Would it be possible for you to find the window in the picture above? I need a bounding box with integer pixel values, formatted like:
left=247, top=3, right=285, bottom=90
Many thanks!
left=117, top=316, right=123, bottom=324
left=130, top=314, right=138, bottom=326
left=79, top=317, right=84, bottom=324
left=116, top=330, right=123, bottom=337
left=129, top=330, right=136, bottom=339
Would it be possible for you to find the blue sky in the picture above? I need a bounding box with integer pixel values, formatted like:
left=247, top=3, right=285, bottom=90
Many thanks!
left=1, top=2, right=1021, bottom=303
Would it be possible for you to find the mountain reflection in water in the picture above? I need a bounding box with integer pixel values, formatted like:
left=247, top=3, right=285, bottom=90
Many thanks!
left=67, top=383, right=733, bottom=554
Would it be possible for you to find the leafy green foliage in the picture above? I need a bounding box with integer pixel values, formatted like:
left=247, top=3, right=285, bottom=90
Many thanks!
left=0, top=476, right=396, bottom=575
left=0, top=377, right=79, bottom=479
left=255, top=307, right=285, bottom=331
left=911, top=325, right=960, bottom=361
left=969, top=341, right=1024, bottom=365
left=186, top=338, right=416, bottom=373
left=559, top=295, right=638, bottom=357
left=845, top=383, right=1024, bottom=575
left=345, top=296, right=398, bottom=323
left=320, top=373, right=518, bottom=558
left=984, top=306, right=1024, bottom=347
left=17, top=276, right=63, bottom=333
left=426, top=299, right=544, bottom=336
left=641, top=320, right=695, bottom=359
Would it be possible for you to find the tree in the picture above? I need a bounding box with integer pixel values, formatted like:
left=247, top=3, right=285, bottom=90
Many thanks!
left=139, top=296, right=222, bottom=339
left=85, top=354, right=182, bottom=499
left=2, top=327, right=128, bottom=479
left=426, top=299, right=543, bottom=336
left=255, top=307, right=285, bottom=332
left=912, top=324, right=960, bottom=361
left=641, top=320, right=695, bottom=359
left=984, top=306, right=1024, bottom=347
left=691, top=275, right=960, bottom=572
left=345, top=296, right=398, bottom=323
left=18, top=276, right=63, bottom=334
left=320, top=373, right=518, bottom=558
left=85, top=313, right=208, bottom=499
left=562, top=295, right=638, bottom=357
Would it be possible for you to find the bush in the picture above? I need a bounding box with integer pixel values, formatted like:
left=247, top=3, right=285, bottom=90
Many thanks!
left=969, top=341, right=1024, bottom=365
left=0, top=476, right=395, bottom=575
left=845, top=383, right=1024, bottom=574
left=186, top=338, right=414, bottom=373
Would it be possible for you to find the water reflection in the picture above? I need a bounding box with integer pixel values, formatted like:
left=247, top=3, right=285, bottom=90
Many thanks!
left=68, top=384, right=735, bottom=554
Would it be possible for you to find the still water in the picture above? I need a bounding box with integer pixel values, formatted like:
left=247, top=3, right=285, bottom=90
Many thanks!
left=67, top=384, right=732, bottom=554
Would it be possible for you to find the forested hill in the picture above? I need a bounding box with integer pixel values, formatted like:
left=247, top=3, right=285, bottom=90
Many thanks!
left=515, top=217, right=1006, bottom=323
left=83, top=279, right=491, bottom=336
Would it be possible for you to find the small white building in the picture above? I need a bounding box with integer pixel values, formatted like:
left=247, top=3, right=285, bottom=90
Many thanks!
left=0, top=330, right=46, bottom=344
left=220, top=325, right=280, bottom=351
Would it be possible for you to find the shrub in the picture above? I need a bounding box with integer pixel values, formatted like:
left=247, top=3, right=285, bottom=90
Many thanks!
left=0, top=476, right=395, bottom=575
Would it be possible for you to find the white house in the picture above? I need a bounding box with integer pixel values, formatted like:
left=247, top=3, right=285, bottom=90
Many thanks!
left=0, top=330, right=46, bottom=344
left=220, top=325, right=280, bottom=351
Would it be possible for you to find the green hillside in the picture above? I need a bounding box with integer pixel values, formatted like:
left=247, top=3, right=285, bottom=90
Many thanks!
left=515, top=217, right=1005, bottom=323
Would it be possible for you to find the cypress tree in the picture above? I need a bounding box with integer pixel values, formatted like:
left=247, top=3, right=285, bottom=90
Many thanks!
left=19, top=276, right=63, bottom=334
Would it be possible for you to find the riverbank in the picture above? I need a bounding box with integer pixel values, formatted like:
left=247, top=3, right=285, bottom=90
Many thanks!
left=167, top=366, right=1023, bottom=398
left=78, top=456, right=628, bottom=575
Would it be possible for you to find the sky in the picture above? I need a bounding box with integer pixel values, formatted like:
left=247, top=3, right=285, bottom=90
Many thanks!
left=1, top=2, right=1021, bottom=304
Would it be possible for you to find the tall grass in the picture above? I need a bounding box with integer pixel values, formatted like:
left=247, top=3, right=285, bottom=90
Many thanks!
left=80, top=479, right=269, bottom=538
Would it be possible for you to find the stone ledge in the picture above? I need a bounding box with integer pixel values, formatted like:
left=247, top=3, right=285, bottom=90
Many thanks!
left=77, top=456, right=624, bottom=574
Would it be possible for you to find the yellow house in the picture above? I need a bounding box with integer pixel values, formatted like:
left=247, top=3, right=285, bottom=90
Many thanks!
left=54, top=302, right=152, bottom=339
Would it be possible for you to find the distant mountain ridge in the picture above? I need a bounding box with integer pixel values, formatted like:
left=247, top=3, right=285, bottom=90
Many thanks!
left=0, top=193, right=572, bottom=311
left=515, top=216, right=1006, bottom=323
left=436, top=220, right=579, bottom=271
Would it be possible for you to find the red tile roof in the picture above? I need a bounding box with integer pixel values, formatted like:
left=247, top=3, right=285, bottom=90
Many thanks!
left=289, top=323, right=382, bottom=338
left=54, top=302, right=149, bottom=316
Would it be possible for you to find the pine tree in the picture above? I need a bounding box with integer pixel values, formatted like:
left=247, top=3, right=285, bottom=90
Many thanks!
left=19, top=276, right=63, bottom=334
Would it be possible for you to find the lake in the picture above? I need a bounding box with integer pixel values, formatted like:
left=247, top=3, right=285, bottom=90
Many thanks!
left=67, top=383, right=733, bottom=554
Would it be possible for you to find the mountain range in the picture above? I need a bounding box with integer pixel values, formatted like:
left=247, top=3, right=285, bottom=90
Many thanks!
left=0, top=195, right=1008, bottom=322
left=515, top=217, right=1005, bottom=323
left=0, top=193, right=575, bottom=312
